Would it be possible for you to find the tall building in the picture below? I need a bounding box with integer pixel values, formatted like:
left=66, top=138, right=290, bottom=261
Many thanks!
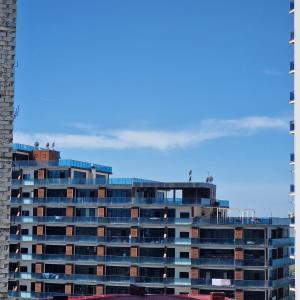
left=0, top=0, right=17, bottom=298
left=7, top=144, right=293, bottom=300
left=290, top=0, right=299, bottom=298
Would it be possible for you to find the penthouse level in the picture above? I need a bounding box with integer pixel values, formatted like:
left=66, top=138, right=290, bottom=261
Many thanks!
left=8, top=144, right=292, bottom=300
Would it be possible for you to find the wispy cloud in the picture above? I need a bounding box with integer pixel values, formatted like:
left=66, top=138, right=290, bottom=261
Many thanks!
left=261, top=69, right=282, bottom=76
left=14, top=116, right=287, bottom=151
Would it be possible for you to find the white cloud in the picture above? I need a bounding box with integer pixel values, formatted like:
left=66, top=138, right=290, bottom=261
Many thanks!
left=14, top=116, right=287, bottom=151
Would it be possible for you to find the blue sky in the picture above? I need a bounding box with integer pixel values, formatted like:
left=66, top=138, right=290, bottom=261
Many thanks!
left=14, top=0, right=293, bottom=216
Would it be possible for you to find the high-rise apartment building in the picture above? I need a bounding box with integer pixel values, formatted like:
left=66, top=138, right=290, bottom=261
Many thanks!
left=290, top=0, right=299, bottom=298
left=0, top=0, right=17, bottom=298
left=7, top=144, right=293, bottom=300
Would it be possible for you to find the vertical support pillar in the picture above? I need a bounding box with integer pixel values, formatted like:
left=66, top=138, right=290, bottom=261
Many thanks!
left=0, top=0, right=17, bottom=297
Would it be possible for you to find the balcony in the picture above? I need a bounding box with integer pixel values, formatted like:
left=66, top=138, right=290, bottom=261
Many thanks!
left=10, top=253, right=191, bottom=266
left=270, top=257, right=294, bottom=267
left=290, top=32, right=295, bottom=44
left=192, top=217, right=290, bottom=226
left=290, top=121, right=295, bottom=134
left=12, top=159, right=112, bottom=174
left=290, top=91, right=295, bottom=104
left=191, top=278, right=291, bottom=288
left=10, top=196, right=220, bottom=208
left=11, top=178, right=107, bottom=186
left=290, top=62, right=295, bottom=74
left=270, top=237, right=294, bottom=247
left=290, top=153, right=295, bottom=165
left=191, top=238, right=266, bottom=247
left=290, top=1, right=295, bottom=13
left=8, top=272, right=190, bottom=286
left=290, top=184, right=295, bottom=195
left=10, top=216, right=193, bottom=226
left=191, top=258, right=266, bottom=267
left=9, top=234, right=191, bottom=246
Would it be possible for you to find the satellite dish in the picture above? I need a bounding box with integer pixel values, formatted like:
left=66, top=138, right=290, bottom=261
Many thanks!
left=34, top=141, right=39, bottom=150
left=46, top=142, right=50, bottom=149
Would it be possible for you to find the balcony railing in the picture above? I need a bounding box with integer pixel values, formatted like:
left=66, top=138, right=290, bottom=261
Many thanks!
left=11, top=178, right=107, bottom=186
left=290, top=153, right=295, bottom=164
left=191, top=258, right=267, bottom=267
left=290, top=121, right=295, bottom=132
left=10, top=216, right=193, bottom=225
left=271, top=257, right=294, bottom=267
left=290, top=62, right=295, bottom=73
left=191, top=278, right=291, bottom=288
left=192, top=217, right=290, bottom=226
left=10, top=196, right=223, bottom=207
left=9, top=253, right=191, bottom=265
left=10, top=215, right=291, bottom=227
left=8, top=273, right=191, bottom=285
left=8, top=273, right=291, bottom=289
left=12, top=159, right=112, bottom=174
left=9, top=234, right=191, bottom=245
left=191, top=238, right=266, bottom=246
left=290, top=91, right=295, bottom=103
left=290, top=1, right=295, bottom=12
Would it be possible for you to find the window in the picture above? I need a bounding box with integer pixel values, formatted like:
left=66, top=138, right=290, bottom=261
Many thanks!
left=20, top=248, right=28, bottom=254
left=180, top=252, right=189, bottom=258
left=21, top=229, right=29, bottom=235
left=180, top=212, right=190, bottom=218
left=180, top=232, right=189, bottom=238
left=73, top=171, right=86, bottom=179
left=20, top=285, right=27, bottom=292
left=22, top=211, right=29, bottom=216
left=180, top=272, right=189, bottom=278
left=20, top=266, right=28, bottom=273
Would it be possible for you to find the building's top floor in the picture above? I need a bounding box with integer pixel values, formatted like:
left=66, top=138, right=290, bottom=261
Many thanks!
left=13, top=143, right=113, bottom=174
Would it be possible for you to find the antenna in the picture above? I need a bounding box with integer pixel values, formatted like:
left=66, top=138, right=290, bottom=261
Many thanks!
left=34, top=141, right=39, bottom=150
left=188, top=170, right=192, bottom=182
left=206, top=172, right=214, bottom=183
left=51, top=142, right=55, bottom=150
left=46, top=142, right=50, bottom=149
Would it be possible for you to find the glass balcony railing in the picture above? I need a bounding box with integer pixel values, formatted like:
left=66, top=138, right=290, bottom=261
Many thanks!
left=290, top=91, right=295, bottom=102
left=10, top=216, right=193, bottom=225
left=10, top=215, right=291, bottom=226
left=12, top=159, right=112, bottom=174
left=192, top=217, right=290, bottom=226
left=290, top=121, right=295, bottom=132
left=191, top=238, right=265, bottom=246
left=9, top=234, right=191, bottom=245
left=11, top=178, right=107, bottom=186
left=10, top=253, right=191, bottom=265
left=8, top=272, right=190, bottom=285
left=271, top=257, right=294, bottom=267
left=191, top=278, right=291, bottom=288
left=270, top=237, right=294, bottom=247
left=10, top=196, right=219, bottom=207
left=191, top=258, right=266, bottom=267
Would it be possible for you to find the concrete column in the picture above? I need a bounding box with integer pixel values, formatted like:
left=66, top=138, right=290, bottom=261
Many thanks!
left=0, top=1, right=16, bottom=296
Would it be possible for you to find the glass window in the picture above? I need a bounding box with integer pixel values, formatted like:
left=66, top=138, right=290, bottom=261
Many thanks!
left=180, top=232, right=189, bottom=238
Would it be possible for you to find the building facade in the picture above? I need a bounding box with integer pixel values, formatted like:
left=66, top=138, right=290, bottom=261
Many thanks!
left=290, top=0, right=299, bottom=299
left=7, top=144, right=293, bottom=300
left=0, top=0, right=17, bottom=298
